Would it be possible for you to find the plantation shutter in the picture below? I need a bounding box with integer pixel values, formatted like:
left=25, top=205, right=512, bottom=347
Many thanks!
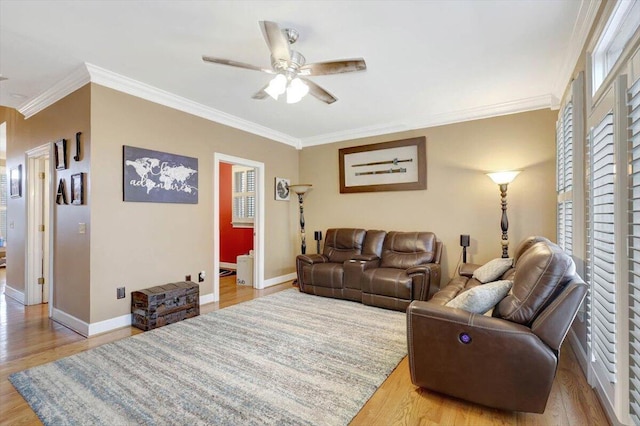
left=587, top=111, right=617, bottom=383
left=232, top=166, right=256, bottom=226
left=628, top=75, right=640, bottom=424
left=557, top=101, right=574, bottom=254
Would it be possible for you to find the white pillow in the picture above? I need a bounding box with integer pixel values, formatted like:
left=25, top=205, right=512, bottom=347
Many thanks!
left=445, top=280, right=513, bottom=314
left=472, top=258, right=513, bottom=283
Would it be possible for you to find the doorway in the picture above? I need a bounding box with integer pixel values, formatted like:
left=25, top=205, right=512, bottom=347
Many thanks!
left=25, top=144, right=53, bottom=309
left=213, top=153, right=265, bottom=302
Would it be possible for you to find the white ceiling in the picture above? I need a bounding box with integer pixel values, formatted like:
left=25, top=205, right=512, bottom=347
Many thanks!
left=0, top=1, right=597, bottom=148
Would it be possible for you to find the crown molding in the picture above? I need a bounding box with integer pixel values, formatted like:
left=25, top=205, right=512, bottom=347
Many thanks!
left=552, top=0, right=602, bottom=98
left=18, top=65, right=91, bottom=119
left=300, top=94, right=556, bottom=147
left=84, top=63, right=300, bottom=148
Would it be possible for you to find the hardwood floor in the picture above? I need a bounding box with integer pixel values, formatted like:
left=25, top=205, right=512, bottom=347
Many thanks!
left=0, top=270, right=609, bottom=425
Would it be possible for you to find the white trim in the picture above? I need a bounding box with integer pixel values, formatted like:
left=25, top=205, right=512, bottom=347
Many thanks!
left=263, top=272, right=296, bottom=288
left=18, top=65, right=91, bottom=119
left=85, top=64, right=299, bottom=148
left=87, top=313, right=131, bottom=336
left=200, top=293, right=215, bottom=305
left=213, top=153, right=265, bottom=298
left=220, top=262, right=236, bottom=269
left=300, top=94, right=557, bottom=147
left=4, top=284, right=25, bottom=304
left=51, top=307, right=89, bottom=337
left=552, top=0, right=602, bottom=97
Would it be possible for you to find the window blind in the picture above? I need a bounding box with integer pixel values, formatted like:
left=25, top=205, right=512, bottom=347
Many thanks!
left=588, top=111, right=617, bottom=384
left=628, top=75, right=640, bottom=425
left=557, top=101, right=574, bottom=254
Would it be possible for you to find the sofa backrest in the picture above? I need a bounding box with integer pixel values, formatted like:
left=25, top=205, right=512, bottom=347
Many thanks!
left=495, top=239, right=576, bottom=326
left=380, top=231, right=437, bottom=269
left=363, top=230, right=386, bottom=258
left=323, top=228, right=366, bottom=263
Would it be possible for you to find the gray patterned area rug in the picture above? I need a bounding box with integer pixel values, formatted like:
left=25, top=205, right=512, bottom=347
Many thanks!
left=10, top=289, right=407, bottom=425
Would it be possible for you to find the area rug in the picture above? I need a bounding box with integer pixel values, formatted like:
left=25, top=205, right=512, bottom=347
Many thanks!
left=219, top=268, right=236, bottom=277
left=10, top=289, right=407, bottom=425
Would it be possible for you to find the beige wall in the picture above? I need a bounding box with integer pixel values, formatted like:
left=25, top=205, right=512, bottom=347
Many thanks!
left=299, top=109, right=558, bottom=284
left=1, top=86, right=91, bottom=322
left=89, top=84, right=299, bottom=323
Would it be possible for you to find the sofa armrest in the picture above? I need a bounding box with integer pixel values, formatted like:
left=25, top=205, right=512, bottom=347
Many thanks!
left=406, top=263, right=441, bottom=300
left=407, top=301, right=557, bottom=413
left=458, top=263, right=482, bottom=277
left=296, top=254, right=328, bottom=265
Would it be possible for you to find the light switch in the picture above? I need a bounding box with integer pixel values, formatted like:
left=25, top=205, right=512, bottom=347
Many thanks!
left=78, top=223, right=86, bottom=234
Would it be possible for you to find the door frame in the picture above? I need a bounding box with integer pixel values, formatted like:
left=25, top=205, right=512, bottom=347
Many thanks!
left=213, top=153, right=265, bottom=301
left=25, top=144, right=54, bottom=310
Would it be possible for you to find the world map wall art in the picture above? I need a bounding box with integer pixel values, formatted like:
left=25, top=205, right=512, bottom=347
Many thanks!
left=123, top=145, right=198, bottom=204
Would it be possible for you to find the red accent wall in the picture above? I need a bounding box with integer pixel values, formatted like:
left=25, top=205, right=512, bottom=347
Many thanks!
left=220, top=163, right=254, bottom=263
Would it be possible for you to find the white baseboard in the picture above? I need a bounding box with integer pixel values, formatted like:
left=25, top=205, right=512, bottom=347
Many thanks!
left=200, top=293, right=215, bottom=305
left=4, top=285, right=25, bottom=304
left=52, top=308, right=89, bottom=337
left=88, top=313, right=132, bottom=336
left=567, top=328, right=588, bottom=376
left=263, top=272, right=296, bottom=288
left=220, top=262, right=236, bottom=269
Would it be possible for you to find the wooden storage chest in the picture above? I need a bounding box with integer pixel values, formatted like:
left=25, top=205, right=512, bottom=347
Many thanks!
left=131, top=281, right=200, bottom=331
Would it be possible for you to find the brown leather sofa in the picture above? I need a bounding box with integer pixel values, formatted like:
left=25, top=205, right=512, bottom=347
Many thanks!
left=296, top=228, right=442, bottom=311
left=407, top=236, right=587, bottom=413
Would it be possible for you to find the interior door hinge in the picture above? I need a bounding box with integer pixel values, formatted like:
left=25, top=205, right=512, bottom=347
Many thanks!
left=39, top=224, right=45, bottom=232
left=39, top=172, right=45, bottom=180
left=37, top=277, right=45, bottom=285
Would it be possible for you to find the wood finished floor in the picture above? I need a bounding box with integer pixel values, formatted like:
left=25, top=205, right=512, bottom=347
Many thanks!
left=0, top=269, right=609, bottom=425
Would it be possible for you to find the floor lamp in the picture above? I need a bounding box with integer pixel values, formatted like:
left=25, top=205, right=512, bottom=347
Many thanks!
left=289, top=184, right=312, bottom=255
left=486, top=171, right=520, bottom=258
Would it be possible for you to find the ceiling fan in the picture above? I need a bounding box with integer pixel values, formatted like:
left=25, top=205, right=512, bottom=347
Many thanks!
left=202, top=21, right=366, bottom=104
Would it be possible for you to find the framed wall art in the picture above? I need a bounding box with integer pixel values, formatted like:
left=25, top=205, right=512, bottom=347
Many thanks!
left=71, top=172, right=84, bottom=205
left=274, top=177, right=290, bottom=201
left=339, top=136, right=427, bottom=193
left=123, top=145, right=198, bottom=204
left=10, top=165, right=22, bottom=198
left=54, top=139, right=67, bottom=170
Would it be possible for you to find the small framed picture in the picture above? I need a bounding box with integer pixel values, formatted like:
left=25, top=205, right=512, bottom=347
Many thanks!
left=274, top=177, right=290, bottom=201
left=55, top=139, right=67, bottom=170
left=10, top=165, right=22, bottom=198
left=71, top=173, right=84, bottom=205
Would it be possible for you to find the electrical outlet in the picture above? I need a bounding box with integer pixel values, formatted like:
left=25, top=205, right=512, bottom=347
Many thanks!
left=198, top=271, right=205, bottom=282
left=117, top=287, right=125, bottom=299
left=185, top=274, right=191, bottom=282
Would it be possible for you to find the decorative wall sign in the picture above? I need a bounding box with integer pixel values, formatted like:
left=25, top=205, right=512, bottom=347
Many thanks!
left=56, top=178, right=68, bottom=204
left=71, top=173, right=84, bottom=205
left=339, top=136, right=427, bottom=193
left=123, top=145, right=198, bottom=204
left=274, top=177, right=290, bottom=201
left=74, top=132, right=81, bottom=161
left=10, top=165, right=22, bottom=198
left=55, top=139, right=67, bottom=170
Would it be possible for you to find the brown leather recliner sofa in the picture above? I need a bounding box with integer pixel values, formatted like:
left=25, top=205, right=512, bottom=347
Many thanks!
left=296, top=228, right=442, bottom=311
left=407, top=236, right=587, bottom=413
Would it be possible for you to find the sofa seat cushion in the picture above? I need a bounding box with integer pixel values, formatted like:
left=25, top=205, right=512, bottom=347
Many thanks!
left=302, top=263, right=344, bottom=289
left=361, top=268, right=412, bottom=299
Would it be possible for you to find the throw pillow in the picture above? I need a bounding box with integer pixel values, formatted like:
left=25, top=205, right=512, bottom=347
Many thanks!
left=472, top=258, right=513, bottom=283
left=445, top=280, right=513, bottom=314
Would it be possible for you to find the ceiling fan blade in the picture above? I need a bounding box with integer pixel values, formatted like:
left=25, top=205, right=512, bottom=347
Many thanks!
left=298, top=59, right=366, bottom=76
left=259, top=20, right=291, bottom=62
left=202, top=56, right=273, bottom=74
left=0, top=76, right=7, bottom=81
left=252, top=84, right=270, bottom=100
left=301, top=78, right=337, bottom=104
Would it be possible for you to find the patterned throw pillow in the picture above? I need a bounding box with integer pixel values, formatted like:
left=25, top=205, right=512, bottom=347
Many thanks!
left=445, top=280, right=513, bottom=314
left=472, top=258, right=513, bottom=283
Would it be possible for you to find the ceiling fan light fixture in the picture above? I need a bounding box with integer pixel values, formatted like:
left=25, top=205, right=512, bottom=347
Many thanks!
left=286, top=77, right=309, bottom=104
left=265, top=73, right=287, bottom=99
